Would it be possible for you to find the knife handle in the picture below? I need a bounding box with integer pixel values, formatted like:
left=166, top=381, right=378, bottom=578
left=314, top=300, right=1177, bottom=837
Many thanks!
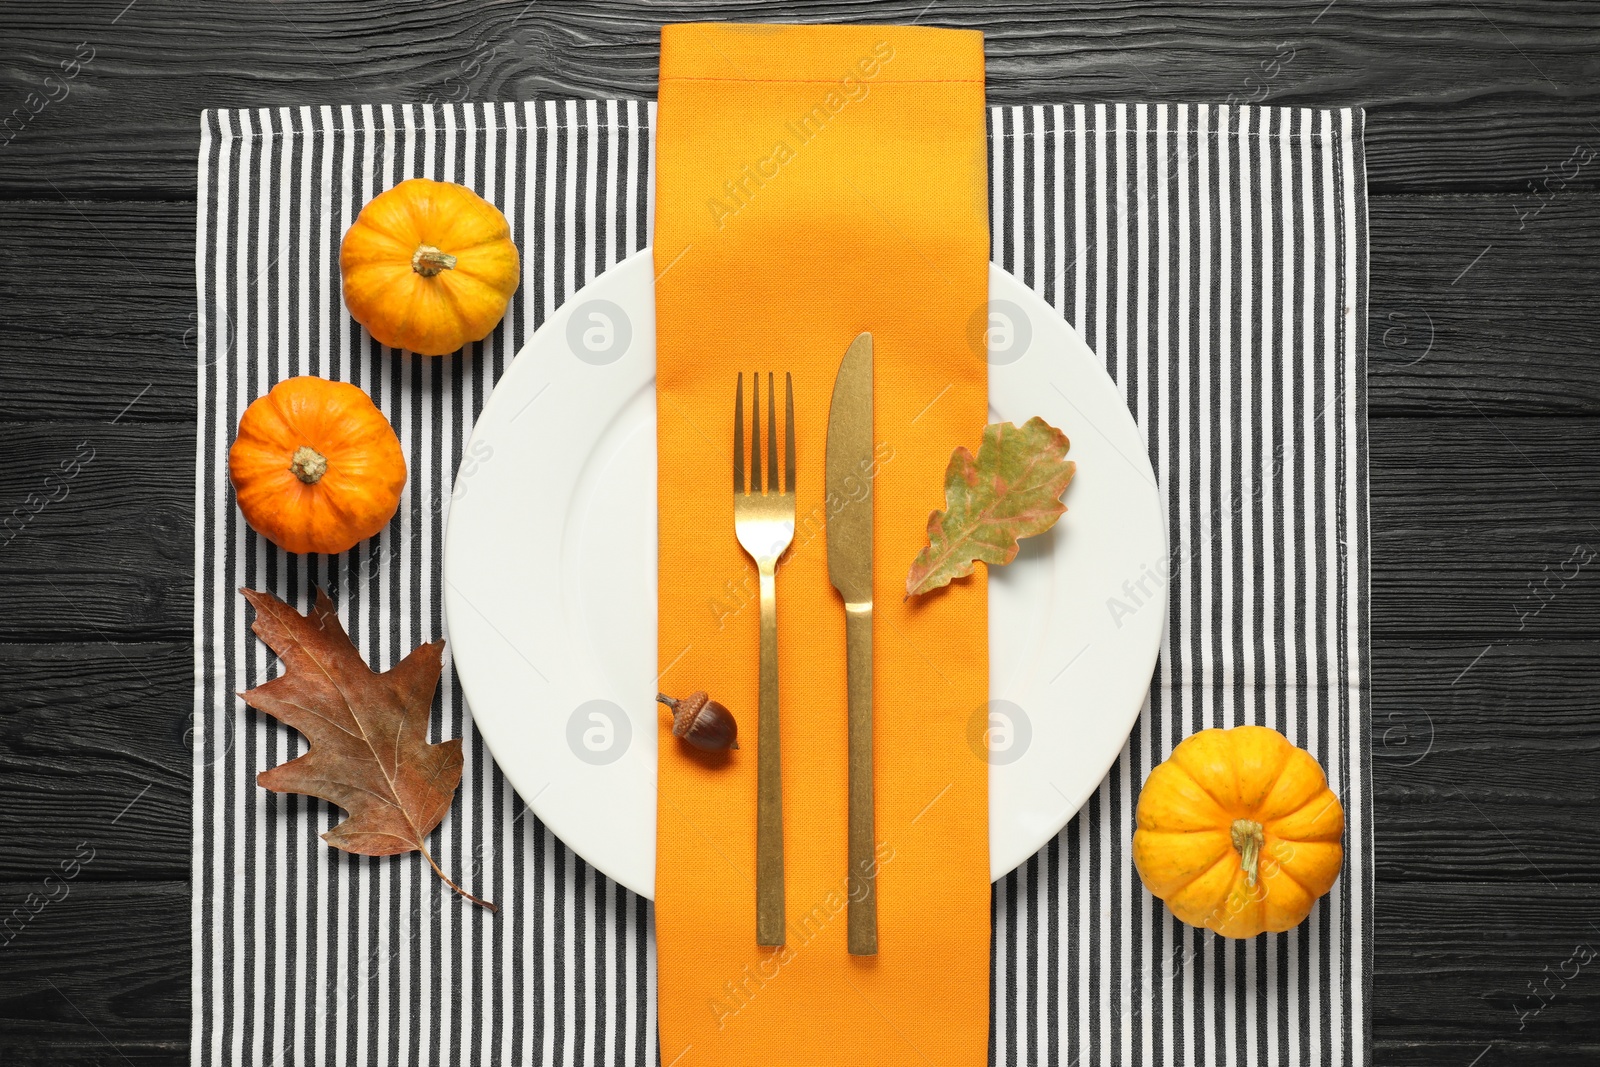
left=845, top=602, right=877, bottom=955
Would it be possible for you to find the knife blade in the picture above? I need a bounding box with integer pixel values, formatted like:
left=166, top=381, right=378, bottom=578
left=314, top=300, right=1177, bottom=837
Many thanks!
left=826, top=331, right=877, bottom=955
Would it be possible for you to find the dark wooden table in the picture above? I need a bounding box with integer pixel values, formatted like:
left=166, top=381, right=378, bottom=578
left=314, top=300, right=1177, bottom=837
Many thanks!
left=2, top=3, right=1597, bottom=1064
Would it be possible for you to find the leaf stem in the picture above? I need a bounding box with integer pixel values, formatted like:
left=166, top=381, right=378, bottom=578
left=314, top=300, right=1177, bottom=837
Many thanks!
left=418, top=838, right=498, bottom=912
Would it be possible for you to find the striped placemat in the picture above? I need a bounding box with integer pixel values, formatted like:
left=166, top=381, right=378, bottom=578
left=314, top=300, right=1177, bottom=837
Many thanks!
left=193, top=99, right=1369, bottom=1066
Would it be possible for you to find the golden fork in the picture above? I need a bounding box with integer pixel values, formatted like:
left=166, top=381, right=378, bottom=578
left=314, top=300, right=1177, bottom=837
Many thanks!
left=734, top=371, right=795, bottom=946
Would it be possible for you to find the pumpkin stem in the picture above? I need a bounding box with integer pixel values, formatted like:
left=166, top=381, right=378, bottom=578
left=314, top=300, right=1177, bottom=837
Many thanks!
left=411, top=244, right=458, bottom=277
left=1231, top=818, right=1266, bottom=889
left=288, top=445, right=328, bottom=485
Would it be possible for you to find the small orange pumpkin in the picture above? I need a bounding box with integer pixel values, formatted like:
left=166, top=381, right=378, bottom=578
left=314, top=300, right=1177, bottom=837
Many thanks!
left=229, top=376, right=406, bottom=555
left=339, top=177, right=520, bottom=356
left=1133, top=725, right=1344, bottom=938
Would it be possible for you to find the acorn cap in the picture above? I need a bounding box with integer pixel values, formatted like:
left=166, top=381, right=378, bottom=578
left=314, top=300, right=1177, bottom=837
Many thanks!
left=659, top=690, right=709, bottom=738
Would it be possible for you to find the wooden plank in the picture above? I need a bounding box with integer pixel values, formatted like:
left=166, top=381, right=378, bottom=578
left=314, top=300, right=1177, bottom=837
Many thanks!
left=0, top=201, right=196, bottom=421
left=3, top=196, right=1599, bottom=421
left=0, top=881, right=186, bottom=1051
left=0, top=1045, right=184, bottom=1067
left=0, top=1, right=1597, bottom=197
left=1370, top=417, right=1600, bottom=636
left=1373, top=883, right=1600, bottom=1044
left=0, top=423, right=192, bottom=640
left=1376, top=1042, right=1600, bottom=1067
left=1371, top=193, right=1600, bottom=416
left=0, top=642, right=189, bottom=880
left=1373, top=639, right=1600, bottom=881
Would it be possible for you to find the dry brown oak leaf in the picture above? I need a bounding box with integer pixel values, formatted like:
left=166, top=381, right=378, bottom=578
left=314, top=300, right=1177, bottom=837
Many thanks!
left=240, top=587, right=494, bottom=911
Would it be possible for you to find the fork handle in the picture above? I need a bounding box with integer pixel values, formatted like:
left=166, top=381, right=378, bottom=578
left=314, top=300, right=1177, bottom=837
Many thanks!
left=755, top=563, right=786, bottom=946
left=845, top=602, right=877, bottom=955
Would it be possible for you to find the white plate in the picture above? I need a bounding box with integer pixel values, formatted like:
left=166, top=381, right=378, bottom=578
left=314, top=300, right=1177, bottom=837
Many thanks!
left=443, top=250, right=1166, bottom=900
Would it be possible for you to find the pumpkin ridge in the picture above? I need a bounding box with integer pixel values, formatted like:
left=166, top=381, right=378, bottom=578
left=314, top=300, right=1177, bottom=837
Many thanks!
left=449, top=259, right=521, bottom=298
left=348, top=208, right=419, bottom=249
left=1168, top=855, right=1241, bottom=927
left=440, top=269, right=517, bottom=323
left=1259, top=843, right=1319, bottom=899
left=384, top=286, right=418, bottom=350
left=263, top=390, right=308, bottom=456
left=1167, top=755, right=1236, bottom=817
left=346, top=261, right=414, bottom=287
left=1219, top=724, right=1291, bottom=814
left=1265, top=789, right=1345, bottom=841
left=1251, top=748, right=1323, bottom=822
left=430, top=271, right=487, bottom=339
left=342, top=226, right=415, bottom=263
left=309, top=471, right=358, bottom=517
left=1162, top=846, right=1238, bottom=897
left=1246, top=739, right=1294, bottom=818
left=316, top=463, right=392, bottom=531
left=442, top=228, right=513, bottom=252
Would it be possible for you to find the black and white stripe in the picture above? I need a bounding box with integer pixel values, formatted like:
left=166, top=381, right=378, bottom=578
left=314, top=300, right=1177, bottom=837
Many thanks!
left=196, top=100, right=657, bottom=1067
left=195, top=100, right=1368, bottom=1066
left=987, top=103, right=1369, bottom=1067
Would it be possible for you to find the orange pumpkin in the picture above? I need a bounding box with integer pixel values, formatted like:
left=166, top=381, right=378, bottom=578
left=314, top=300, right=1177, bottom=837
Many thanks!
left=229, top=376, right=406, bottom=555
left=339, top=177, right=520, bottom=356
left=1133, top=725, right=1344, bottom=938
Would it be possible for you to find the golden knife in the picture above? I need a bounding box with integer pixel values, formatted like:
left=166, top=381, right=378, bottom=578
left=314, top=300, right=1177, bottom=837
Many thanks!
left=825, top=331, right=877, bottom=955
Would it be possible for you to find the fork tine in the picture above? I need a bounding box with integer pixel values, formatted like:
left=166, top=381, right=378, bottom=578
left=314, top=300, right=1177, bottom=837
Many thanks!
left=734, top=372, right=745, bottom=493
left=767, top=372, right=779, bottom=493
left=750, top=371, right=762, bottom=494
left=784, top=372, right=796, bottom=494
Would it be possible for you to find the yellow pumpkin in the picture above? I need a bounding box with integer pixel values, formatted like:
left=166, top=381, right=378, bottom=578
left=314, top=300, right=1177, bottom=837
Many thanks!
left=1133, top=725, right=1344, bottom=938
left=339, top=177, right=520, bottom=356
left=229, top=376, right=407, bottom=555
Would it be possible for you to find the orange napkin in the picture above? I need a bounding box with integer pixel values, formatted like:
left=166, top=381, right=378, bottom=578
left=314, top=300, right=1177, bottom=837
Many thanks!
left=654, top=23, right=990, bottom=1066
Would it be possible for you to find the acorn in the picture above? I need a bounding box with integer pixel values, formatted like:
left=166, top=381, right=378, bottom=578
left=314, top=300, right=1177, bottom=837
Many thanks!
left=656, top=691, right=739, bottom=751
